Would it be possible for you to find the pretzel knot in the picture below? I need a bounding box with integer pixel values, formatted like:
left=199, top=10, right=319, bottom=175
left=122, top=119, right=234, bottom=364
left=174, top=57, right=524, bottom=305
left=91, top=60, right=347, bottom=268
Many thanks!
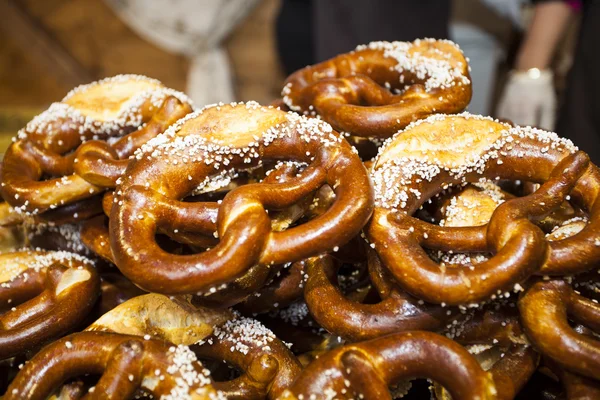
left=279, top=331, right=497, bottom=400
left=4, top=331, right=221, bottom=400
left=282, top=39, right=471, bottom=138
left=519, top=279, right=600, bottom=381
left=110, top=101, right=373, bottom=294
left=0, top=250, right=99, bottom=360
left=0, top=74, right=192, bottom=216
left=367, top=113, right=600, bottom=305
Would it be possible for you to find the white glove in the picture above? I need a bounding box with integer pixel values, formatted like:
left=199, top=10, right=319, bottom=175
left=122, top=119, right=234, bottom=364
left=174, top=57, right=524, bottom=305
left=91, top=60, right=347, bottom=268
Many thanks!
left=496, top=68, right=557, bottom=130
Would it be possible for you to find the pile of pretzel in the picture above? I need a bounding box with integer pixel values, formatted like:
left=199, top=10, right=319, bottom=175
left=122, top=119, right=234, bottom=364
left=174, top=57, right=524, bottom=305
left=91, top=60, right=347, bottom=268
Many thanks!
left=0, top=39, right=598, bottom=400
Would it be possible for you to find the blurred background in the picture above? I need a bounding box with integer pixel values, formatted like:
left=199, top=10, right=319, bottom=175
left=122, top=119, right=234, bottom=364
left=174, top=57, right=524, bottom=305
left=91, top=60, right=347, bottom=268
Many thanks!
left=0, top=0, right=585, bottom=154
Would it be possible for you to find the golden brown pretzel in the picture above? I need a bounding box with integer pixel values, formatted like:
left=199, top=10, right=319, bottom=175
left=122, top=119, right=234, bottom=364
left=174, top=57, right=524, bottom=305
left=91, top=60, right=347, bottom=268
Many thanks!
left=0, top=250, right=99, bottom=360
left=86, top=293, right=300, bottom=399
left=282, top=39, right=471, bottom=138
left=4, top=331, right=222, bottom=400
left=279, top=331, right=497, bottom=400
left=304, top=252, right=453, bottom=341
left=519, top=279, right=600, bottom=380
left=1, top=75, right=192, bottom=216
left=110, top=102, right=373, bottom=294
left=195, top=315, right=302, bottom=399
left=80, top=215, right=114, bottom=262
left=367, top=113, right=600, bottom=305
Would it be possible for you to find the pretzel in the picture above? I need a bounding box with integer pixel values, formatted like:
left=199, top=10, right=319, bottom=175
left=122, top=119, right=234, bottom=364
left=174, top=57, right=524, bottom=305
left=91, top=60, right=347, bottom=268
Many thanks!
left=367, top=113, right=600, bottom=305
left=194, top=162, right=327, bottom=309
left=87, top=294, right=300, bottom=399
left=282, top=39, right=471, bottom=138
left=195, top=315, right=302, bottom=399
left=558, top=371, right=600, bottom=399
left=239, top=173, right=346, bottom=314
left=304, top=252, right=453, bottom=341
left=0, top=250, right=99, bottom=360
left=80, top=215, right=114, bottom=262
left=4, top=331, right=222, bottom=400
left=279, top=331, right=497, bottom=400
left=1, top=75, right=192, bottom=216
left=110, top=101, right=373, bottom=294
left=519, top=279, right=600, bottom=380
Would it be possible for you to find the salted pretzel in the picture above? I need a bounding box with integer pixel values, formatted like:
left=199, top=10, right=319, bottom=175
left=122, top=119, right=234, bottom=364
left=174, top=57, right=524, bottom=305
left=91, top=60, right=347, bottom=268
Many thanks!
left=110, top=101, right=373, bottom=294
left=282, top=39, right=471, bottom=138
left=1, top=75, right=192, bottom=216
left=519, top=279, right=600, bottom=381
left=4, top=331, right=222, bottom=400
left=195, top=315, right=302, bottom=399
left=87, top=294, right=301, bottom=399
left=367, top=113, right=600, bottom=305
left=279, top=331, right=497, bottom=400
left=0, top=250, right=99, bottom=360
left=304, top=251, right=453, bottom=341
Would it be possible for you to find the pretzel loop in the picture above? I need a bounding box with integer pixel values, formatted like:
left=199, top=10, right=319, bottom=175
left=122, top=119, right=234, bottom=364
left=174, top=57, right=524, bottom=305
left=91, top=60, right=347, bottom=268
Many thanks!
left=303, top=253, right=452, bottom=341
left=73, top=96, right=192, bottom=188
left=4, top=332, right=220, bottom=400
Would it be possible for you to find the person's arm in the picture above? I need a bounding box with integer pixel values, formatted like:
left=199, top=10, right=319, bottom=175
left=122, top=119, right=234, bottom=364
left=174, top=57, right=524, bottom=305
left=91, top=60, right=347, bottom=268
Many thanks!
left=515, top=1, right=573, bottom=71
left=496, top=1, right=574, bottom=129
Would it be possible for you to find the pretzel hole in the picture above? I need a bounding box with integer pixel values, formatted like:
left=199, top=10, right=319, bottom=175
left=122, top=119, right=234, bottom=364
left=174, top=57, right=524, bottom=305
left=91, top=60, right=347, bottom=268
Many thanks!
left=195, top=356, right=242, bottom=382
left=154, top=233, right=204, bottom=255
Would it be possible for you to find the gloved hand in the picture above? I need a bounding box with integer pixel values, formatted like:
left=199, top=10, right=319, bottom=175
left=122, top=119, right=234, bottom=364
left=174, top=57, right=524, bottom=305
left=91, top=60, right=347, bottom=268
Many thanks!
left=496, top=68, right=556, bottom=130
